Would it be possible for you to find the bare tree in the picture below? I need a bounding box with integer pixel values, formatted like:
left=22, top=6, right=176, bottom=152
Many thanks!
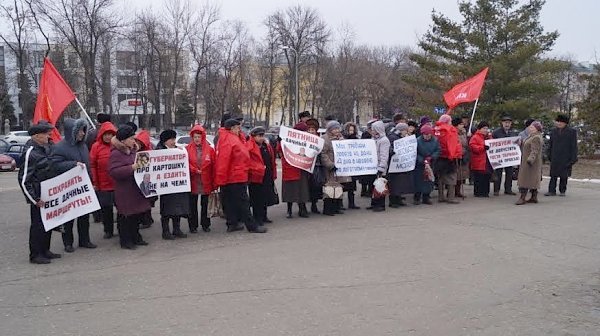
left=0, top=0, right=36, bottom=127
left=35, top=0, right=121, bottom=116
left=265, top=5, right=330, bottom=124
left=188, top=1, right=219, bottom=124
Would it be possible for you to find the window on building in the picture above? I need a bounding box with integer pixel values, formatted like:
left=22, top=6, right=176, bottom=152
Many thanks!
left=116, top=51, right=136, bottom=70
left=117, top=75, right=137, bottom=88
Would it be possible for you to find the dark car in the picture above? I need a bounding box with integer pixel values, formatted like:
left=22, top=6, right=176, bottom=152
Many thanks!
left=5, top=144, right=28, bottom=167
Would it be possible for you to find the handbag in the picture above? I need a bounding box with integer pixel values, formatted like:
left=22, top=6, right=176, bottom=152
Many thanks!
left=207, top=191, right=224, bottom=218
left=512, top=166, right=519, bottom=180
left=267, top=185, right=280, bottom=206
left=372, top=177, right=390, bottom=199
left=322, top=181, right=344, bottom=199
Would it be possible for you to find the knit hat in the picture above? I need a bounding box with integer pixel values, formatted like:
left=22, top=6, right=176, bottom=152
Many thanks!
left=438, top=114, right=452, bottom=124
left=116, top=125, right=136, bottom=141
left=159, top=129, right=177, bottom=142
left=420, top=125, right=433, bottom=135
left=224, top=119, right=240, bottom=130
left=477, top=121, right=490, bottom=129
left=395, top=122, right=409, bottom=132
left=407, top=120, right=418, bottom=128
left=96, top=113, right=111, bottom=124
left=531, top=121, right=543, bottom=132
left=555, top=114, right=570, bottom=124
left=250, top=126, right=266, bottom=136
left=326, top=120, right=341, bottom=133
left=419, top=116, right=431, bottom=125
left=451, top=117, right=463, bottom=127
left=28, top=120, right=54, bottom=135
left=294, top=122, right=309, bottom=132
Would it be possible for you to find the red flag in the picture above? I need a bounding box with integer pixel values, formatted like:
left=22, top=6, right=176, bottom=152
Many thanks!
left=33, top=58, right=76, bottom=142
left=443, top=67, right=489, bottom=112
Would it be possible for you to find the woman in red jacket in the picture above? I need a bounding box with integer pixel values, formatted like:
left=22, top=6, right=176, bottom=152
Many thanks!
left=89, top=121, right=117, bottom=238
left=277, top=122, right=311, bottom=218
left=247, top=127, right=277, bottom=226
left=469, top=121, right=492, bottom=197
left=186, top=125, right=216, bottom=233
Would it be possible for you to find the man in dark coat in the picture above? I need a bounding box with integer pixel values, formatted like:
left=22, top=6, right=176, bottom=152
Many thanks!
left=51, top=118, right=97, bottom=252
left=18, top=121, right=63, bottom=264
left=545, top=114, right=578, bottom=196
left=491, top=115, right=518, bottom=196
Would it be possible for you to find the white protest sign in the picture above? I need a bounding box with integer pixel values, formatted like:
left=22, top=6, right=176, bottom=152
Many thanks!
left=134, top=148, right=191, bottom=197
left=279, top=126, right=324, bottom=173
left=40, top=166, right=100, bottom=232
left=332, top=139, right=378, bottom=176
left=485, top=136, right=522, bottom=169
left=388, top=135, right=418, bottom=173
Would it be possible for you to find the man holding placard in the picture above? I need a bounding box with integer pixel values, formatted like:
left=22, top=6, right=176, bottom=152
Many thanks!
left=491, top=116, right=518, bottom=196
left=18, top=121, right=62, bottom=264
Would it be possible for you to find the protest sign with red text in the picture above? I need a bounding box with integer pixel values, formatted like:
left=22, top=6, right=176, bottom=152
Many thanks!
left=279, top=126, right=324, bottom=173
left=134, top=148, right=190, bottom=197
left=40, top=166, right=100, bottom=232
left=485, top=136, right=522, bottom=169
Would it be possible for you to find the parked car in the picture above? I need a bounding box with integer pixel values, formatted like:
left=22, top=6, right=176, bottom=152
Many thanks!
left=0, top=139, right=10, bottom=153
left=3, top=131, right=30, bottom=144
left=0, top=154, right=16, bottom=171
left=4, top=144, right=27, bottom=167
left=175, top=135, right=215, bottom=149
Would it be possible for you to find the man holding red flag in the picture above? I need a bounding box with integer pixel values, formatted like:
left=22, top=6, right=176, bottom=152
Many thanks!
left=33, top=58, right=77, bottom=143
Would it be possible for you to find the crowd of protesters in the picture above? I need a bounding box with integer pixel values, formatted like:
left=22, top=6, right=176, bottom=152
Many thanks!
left=19, top=111, right=578, bottom=264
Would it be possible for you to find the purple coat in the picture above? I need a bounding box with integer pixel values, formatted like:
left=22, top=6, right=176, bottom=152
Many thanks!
left=109, top=145, right=150, bottom=216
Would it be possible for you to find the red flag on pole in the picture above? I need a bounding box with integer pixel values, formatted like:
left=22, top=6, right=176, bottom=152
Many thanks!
left=33, top=58, right=76, bottom=142
left=443, top=67, right=489, bottom=112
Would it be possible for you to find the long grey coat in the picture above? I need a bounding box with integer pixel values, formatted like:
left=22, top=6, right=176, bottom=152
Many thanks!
left=320, top=132, right=351, bottom=184
left=518, top=133, right=543, bottom=190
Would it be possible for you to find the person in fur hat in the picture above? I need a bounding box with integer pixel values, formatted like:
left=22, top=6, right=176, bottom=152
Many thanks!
left=545, top=114, right=578, bottom=197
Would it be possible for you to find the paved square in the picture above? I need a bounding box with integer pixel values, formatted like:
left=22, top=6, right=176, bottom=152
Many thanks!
left=1, top=171, right=599, bottom=335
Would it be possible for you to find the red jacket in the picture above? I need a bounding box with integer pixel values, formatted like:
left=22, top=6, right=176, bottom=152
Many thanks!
left=89, top=122, right=117, bottom=191
left=435, top=121, right=463, bottom=159
left=247, top=139, right=277, bottom=184
left=469, top=132, right=488, bottom=172
left=215, top=129, right=250, bottom=187
left=186, top=125, right=216, bottom=195
left=276, top=142, right=301, bottom=181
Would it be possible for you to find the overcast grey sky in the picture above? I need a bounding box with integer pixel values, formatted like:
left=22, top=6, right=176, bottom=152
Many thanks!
left=135, top=0, right=597, bottom=63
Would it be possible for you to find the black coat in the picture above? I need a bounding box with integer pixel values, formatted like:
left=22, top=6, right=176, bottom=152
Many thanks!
left=156, top=142, right=190, bottom=217
left=18, top=141, right=55, bottom=204
left=548, top=127, right=578, bottom=176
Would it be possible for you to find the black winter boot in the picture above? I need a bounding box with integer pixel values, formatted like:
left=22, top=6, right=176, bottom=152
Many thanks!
left=286, top=202, right=293, bottom=218
left=298, top=203, right=309, bottom=218
left=161, top=218, right=175, bottom=240
left=201, top=217, right=211, bottom=232
left=172, top=217, right=187, bottom=238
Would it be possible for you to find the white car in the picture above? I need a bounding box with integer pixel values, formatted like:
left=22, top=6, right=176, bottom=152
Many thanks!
left=175, top=135, right=215, bottom=148
left=3, top=131, right=30, bottom=144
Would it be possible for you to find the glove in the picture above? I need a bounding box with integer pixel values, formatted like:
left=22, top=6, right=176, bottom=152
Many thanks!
left=527, top=160, right=533, bottom=166
left=425, top=156, right=432, bottom=162
left=484, top=145, right=490, bottom=150
left=330, top=166, right=338, bottom=172
left=377, top=171, right=383, bottom=178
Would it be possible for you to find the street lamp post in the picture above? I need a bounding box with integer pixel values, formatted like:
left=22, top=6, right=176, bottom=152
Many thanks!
left=283, top=46, right=299, bottom=122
